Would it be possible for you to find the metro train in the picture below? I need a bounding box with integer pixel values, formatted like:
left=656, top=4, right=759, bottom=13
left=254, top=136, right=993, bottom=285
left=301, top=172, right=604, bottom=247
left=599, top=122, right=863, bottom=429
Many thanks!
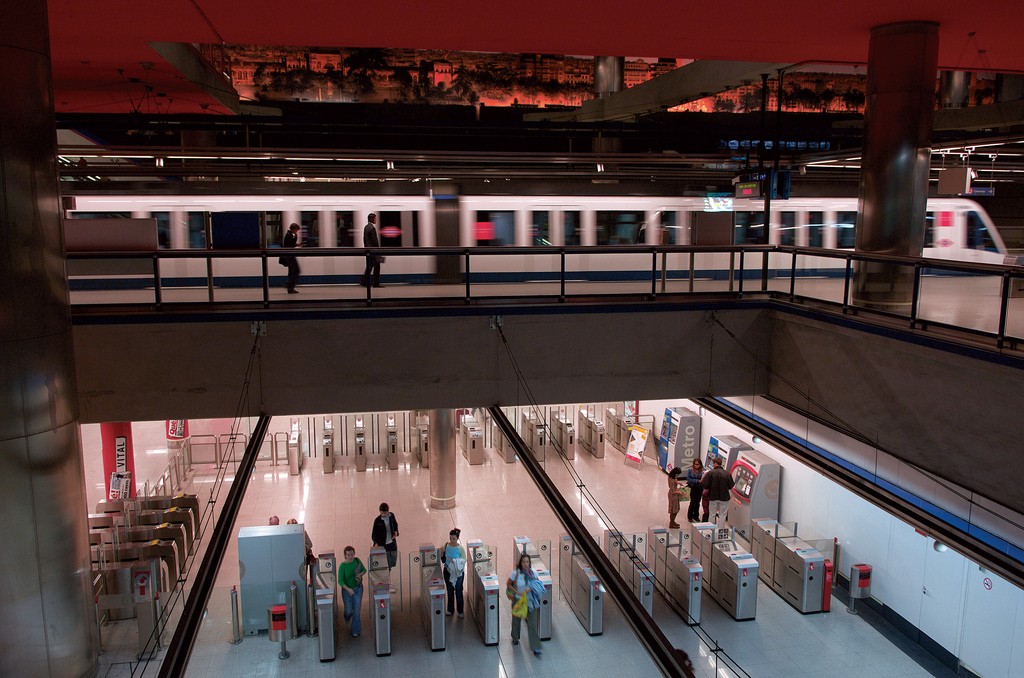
left=64, top=193, right=1010, bottom=288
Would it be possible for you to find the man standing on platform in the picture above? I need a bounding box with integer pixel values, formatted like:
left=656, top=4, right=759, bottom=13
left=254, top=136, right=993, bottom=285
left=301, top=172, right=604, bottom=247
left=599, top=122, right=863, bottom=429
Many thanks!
left=362, top=212, right=383, bottom=287
left=700, top=456, right=735, bottom=527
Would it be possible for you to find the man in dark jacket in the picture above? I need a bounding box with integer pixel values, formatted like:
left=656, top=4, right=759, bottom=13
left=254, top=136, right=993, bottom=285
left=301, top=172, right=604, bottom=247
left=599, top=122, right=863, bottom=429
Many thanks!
left=362, top=212, right=382, bottom=287
left=371, top=501, right=399, bottom=573
left=281, top=223, right=301, bottom=293
left=700, top=456, right=735, bottom=527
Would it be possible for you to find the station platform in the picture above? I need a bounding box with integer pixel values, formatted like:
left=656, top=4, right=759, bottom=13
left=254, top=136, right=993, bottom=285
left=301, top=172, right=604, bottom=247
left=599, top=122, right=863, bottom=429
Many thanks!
left=84, top=416, right=954, bottom=678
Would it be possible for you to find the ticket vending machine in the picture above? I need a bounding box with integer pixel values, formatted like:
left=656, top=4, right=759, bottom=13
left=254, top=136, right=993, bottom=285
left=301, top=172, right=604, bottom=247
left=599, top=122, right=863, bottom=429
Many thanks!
left=512, top=536, right=552, bottom=640
left=728, top=448, right=781, bottom=539
left=461, top=415, right=485, bottom=465
left=467, top=539, right=500, bottom=645
left=354, top=416, right=368, bottom=472
left=417, top=544, right=446, bottom=651
left=368, top=547, right=392, bottom=656
left=385, top=414, right=400, bottom=470
left=322, top=418, right=335, bottom=474
left=558, top=535, right=604, bottom=635
left=657, top=407, right=702, bottom=471
left=705, top=434, right=749, bottom=473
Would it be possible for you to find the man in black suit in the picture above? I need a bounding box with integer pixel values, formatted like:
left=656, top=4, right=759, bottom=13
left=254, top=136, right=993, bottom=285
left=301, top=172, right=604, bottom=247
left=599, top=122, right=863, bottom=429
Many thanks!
left=281, top=223, right=301, bottom=293
left=362, top=212, right=383, bottom=287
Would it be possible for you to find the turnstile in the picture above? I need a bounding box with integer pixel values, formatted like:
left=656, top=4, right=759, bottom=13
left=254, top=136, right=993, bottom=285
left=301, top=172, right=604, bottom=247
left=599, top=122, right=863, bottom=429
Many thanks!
left=603, top=530, right=654, bottom=615
left=550, top=413, right=576, bottom=459
left=750, top=519, right=824, bottom=614
left=311, top=552, right=337, bottom=662
left=413, top=413, right=430, bottom=468
left=652, top=528, right=702, bottom=625
left=558, top=535, right=604, bottom=635
left=709, top=538, right=759, bottom=621
left=460, top=415, right=485, bottom=465
left=385, top=414, right=400, bottom=470
left=604, top=407, right=631, bottom=454
left=287, top=419, right=303, bottom=475
left=512, top=536, right=552, bottom=639
left=322, top=417, right=335, bottom=474
left=368, top=547, right=392, bottom=656
left=467, top=540, right=500, bottom=645
left=492, top=421, right=516, bottom=463
left=417, top=544, right=446, bottom=651
left=577, top=408, right=606, bottom=458
left=353, top=416, right=368, bottom=472
left=520, top=412, right=549, bottom=461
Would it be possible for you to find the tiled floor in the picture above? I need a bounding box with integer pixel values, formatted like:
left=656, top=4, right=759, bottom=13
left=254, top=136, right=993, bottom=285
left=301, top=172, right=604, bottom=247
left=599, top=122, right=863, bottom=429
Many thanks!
left=85, top=410, right=955, bottom=678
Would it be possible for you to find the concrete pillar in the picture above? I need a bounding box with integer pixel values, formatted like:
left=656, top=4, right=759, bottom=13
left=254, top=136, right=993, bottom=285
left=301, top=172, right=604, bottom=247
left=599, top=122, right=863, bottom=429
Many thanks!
left=428, top=409, right=456, bottom=509
left=0, top=2, right=98, bottom=676
left=854, top=22, right=939, bottom=311
left=939, top=71, right=970, bottom=108
left=594, top=56, right=624, bottom=99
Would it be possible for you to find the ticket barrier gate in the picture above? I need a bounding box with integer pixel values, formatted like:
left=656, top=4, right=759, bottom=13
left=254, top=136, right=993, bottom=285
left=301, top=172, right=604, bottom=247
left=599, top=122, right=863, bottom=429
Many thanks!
left=413, top=414, right=430, bottom=468
left=512, top=536, right=552, bottom=639
left=550, top=414, right=576, bottom=460
left=467, top=540, right=500, bottom=645
left=558, top=535, right=604, bottom=635
left=417, top=544, right=446, bottom=651
left=132, top=558, right=166, bottom=659
left=91, top=541, right=177, bottom=589
left=707, top=530, right=758, bottom=621
left=520, top=412, right=549, bottom=461
left=460, top=416, right=485, bottom=465
left=604, top=407, right=630, bottom=454
left=90, top=523, right=189, bottom=577
left=648, top=526, right=702, bottom=624
left=603, top=530, right=654, bottom=615
left=577, top=408, right=606, bottom=458
left=354, top=416, right=368, bottom=472
left=311, top=552, right=337, bottom=661
left=367, top=547, right=393, bottom=656
left=493, top=421, right=516, bottom=463
left=322, top=418, right=335, bottom=474
left=385, top=415, right=400, bottom=470
left=287, top=419, right=303, bottom=475
left=750, top=519, right=825, bottom=614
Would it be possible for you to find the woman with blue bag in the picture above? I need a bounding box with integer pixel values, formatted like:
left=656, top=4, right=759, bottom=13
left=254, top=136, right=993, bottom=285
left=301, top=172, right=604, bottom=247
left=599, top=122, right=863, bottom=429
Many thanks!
left=506, top=552, right=543, bottom=656
left=441, top=528, right=467, bottom=617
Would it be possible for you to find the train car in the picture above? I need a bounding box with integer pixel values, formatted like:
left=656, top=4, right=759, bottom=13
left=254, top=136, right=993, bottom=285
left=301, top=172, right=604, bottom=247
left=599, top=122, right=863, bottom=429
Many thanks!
left=62, top=192, right=1008, bottom=290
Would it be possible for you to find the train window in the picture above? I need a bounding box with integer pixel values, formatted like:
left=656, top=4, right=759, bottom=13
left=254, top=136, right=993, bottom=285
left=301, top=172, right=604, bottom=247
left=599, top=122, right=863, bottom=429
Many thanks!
left=966, top=211, right=998, bottom=252
left=924, top=212, right=935, bottom=247
left=777, top=212, right=796, bottom=246
left=532, top=211, right=551, bottom=245
left=187, top=212, right=207, bottom=248
left=564, top=211, right=581, bottom=245
left=262, top=211, right=283, bottom=249
left=835, top=211, right=856, bottom=248
left=807, top=212, right=824, bottom=247
left=474, top=210, right=514, bottom=246
left=300, top=211, right=319, bottom=247
left=734, top=211, right=766, bottom=244
left=596, top=211, right=644, bottom=245
left=71, top=212, right=131, bottom=219
left=378, top=210, right=420, bottom=247
left=336, top=211, right=355, bottom=247
left=152, top=212, right=171, bottom=248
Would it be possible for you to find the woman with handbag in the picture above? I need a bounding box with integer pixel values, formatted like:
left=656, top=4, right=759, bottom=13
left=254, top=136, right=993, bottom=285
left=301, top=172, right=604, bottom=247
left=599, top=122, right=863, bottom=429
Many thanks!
left=685, top=458, right=705, bottom=523
left=506, top=552, right=543, bottom=656
left=441, top=528, right=467, bottom=617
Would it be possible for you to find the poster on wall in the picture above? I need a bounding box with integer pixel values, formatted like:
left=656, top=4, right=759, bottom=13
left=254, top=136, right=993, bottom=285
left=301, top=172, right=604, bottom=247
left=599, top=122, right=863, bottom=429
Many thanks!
left=624, top=425, right=649, bottom=468
left=109, top=471, right=132, bottom=500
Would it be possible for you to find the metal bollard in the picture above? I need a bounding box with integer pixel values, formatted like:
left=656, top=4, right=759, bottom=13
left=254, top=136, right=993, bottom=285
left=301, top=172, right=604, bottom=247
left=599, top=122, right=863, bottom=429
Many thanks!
left=306, top=581, right=318, bottom=637
left=230, top=586, right=242, bottom=644
left=288, top=582, right=299, bottom=638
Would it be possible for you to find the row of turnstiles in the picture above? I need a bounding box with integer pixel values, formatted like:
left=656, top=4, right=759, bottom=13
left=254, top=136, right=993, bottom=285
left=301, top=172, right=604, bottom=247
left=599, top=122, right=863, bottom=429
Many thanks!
left=88, top=494, right=202, bottom=657
left=320, top=415, right=401, bottom=473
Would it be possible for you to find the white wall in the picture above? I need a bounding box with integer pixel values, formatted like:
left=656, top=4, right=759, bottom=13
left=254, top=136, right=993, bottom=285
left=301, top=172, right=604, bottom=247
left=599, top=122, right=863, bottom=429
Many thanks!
left=638, top=396, right=1024, bottom=678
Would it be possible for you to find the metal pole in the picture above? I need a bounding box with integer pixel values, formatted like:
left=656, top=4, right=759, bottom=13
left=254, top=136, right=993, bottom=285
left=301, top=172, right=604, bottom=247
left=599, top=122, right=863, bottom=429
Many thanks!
left=230, top=586, right=242, bottom=644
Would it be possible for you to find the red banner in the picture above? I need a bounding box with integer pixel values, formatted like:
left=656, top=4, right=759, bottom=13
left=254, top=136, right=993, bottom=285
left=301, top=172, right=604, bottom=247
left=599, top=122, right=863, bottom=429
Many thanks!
left=100, top=422, right=137, bottom=499
left=165, top=419, right=189, bottom=440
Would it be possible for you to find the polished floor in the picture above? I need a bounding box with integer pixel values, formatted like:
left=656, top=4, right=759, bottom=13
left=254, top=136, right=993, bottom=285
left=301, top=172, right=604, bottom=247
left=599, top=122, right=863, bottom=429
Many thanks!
left=85, top=414, right=955, bottom=678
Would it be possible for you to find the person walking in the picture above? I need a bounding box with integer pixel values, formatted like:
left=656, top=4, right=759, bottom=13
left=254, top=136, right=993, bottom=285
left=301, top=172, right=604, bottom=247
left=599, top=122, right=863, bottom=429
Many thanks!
left=506, top=552, right=543, bottom=656
left=700, top=456, right=735, bottom=527
left=441, top=528, right=467, bottom=617
left=371, top=502, right=399, bottom=593
left=281, top=223, right=301, bottom=293
left=667, top=467, right=685, bottom=528
left=685, top=458, right=705, bottom=523
left=337, top=546, right=366, bottom=637
left=362, top=212, right=383, bottom=287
